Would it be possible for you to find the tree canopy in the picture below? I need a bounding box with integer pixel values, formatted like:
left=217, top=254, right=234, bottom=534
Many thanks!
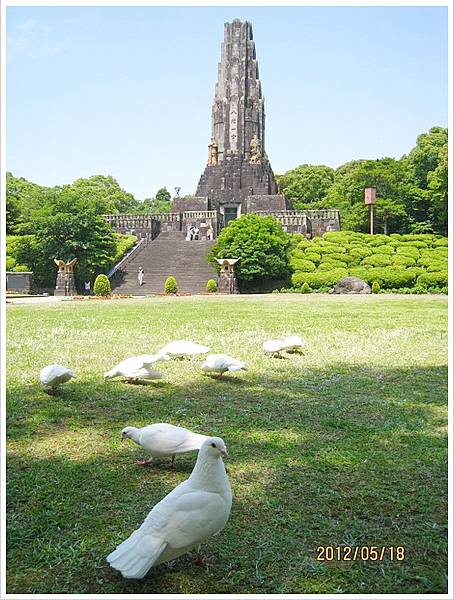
left=276, top=126, right=448, bottom=235
left=209, top=213, right=291, bottom=289
left=276, top=164, right=334, bottom=209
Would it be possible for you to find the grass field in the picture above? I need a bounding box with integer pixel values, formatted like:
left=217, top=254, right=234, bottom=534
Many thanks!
left=6, top=294, right=448, bottom=594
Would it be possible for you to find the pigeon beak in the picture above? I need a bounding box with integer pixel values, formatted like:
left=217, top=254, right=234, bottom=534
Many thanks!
left=221, top=446, right=229, bottom=458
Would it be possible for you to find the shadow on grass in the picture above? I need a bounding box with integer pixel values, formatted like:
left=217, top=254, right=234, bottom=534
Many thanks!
left=6, top=363, right=448, bottom=593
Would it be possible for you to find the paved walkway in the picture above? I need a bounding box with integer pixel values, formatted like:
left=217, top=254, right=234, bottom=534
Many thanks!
left=5, top=295, right=69, bottom=305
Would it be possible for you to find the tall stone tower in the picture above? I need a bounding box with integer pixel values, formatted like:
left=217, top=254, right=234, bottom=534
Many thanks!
left=195, top=19, right=286, bottom=225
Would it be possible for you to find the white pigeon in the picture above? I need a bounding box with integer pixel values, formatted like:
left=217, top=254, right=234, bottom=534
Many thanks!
left=201, top=354, right=246, bottom=376
left=281, top=335, right=304, bottom=352
left=39, top=364, right=75, bottom=394
left=107, top=436, right=232, bottom=579
left=104, top=354, right=169, bottom=382
left=262, top=339, right=287, bottom=357
left=158, top=340, right=210, bottom=359
left=121, top=423, right=209, bottom=468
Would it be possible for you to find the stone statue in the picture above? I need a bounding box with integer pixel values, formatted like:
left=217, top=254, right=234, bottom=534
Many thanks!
left=54, top=258, right=78, bottom=296
left=54, top=258, right=78, bottom=273
left=208, top=137, right=218, bottom=166
left=249, top=135, right=262, bottom=164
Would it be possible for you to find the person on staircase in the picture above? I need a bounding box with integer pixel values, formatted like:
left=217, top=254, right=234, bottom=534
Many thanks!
left=138, top=266, right=144, bottom=286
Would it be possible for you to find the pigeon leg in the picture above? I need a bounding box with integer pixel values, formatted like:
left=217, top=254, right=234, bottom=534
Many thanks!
left=135, top=457, right=153, bottom=467
left=195, top=548, right=213, bottom=566
left=171, top=455, right=176, bottom=470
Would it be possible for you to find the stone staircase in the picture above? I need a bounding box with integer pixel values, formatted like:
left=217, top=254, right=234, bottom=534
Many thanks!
left=110, top=231, right=217, bottom=295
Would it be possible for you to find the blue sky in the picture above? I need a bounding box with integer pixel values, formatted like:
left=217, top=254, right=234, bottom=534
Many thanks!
left=6, top=5, right=448, bottom=200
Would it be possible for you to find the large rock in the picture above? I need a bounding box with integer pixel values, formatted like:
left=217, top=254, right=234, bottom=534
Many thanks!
left=330, top=276, right=371, bottom=295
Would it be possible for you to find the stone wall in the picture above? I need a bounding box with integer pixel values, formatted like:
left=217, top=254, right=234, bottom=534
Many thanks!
left=6, top=272, right=33, bottom=293
left=246, top=195, right=287, bottom=214
left=171, top=196, right=209, bottom=213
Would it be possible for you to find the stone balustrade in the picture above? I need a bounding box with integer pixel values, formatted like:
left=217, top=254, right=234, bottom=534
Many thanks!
left=183, top=211, right=217, bottom=220
left=103, top=207, right=339, bottom=240
left=152, top=212, right=180, bottom=222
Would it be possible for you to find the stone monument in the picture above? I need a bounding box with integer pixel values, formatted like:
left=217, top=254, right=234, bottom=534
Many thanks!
left=216, top=258, right=239, bottom=294
left=54, top=258, right=78, bottom=296
left=179, top=19, right=288, bottom=226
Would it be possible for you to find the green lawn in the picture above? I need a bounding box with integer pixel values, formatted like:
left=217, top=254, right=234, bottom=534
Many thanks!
left=6, top=294, right=448, bottom=594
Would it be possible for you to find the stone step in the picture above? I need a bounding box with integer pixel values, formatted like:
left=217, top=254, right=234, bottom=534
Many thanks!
left=111, top=233, right=217, bottom=295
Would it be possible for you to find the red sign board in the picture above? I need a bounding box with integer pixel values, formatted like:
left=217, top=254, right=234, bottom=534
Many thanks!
left=364, top=187, right=376, bottom=205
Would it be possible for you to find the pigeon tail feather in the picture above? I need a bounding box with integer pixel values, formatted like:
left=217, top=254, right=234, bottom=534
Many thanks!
left=106, top=532, right=166, bottom=579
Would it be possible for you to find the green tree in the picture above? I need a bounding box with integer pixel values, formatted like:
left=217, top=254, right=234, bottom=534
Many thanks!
left=405, top=126, right=448, bottom=189
left=276, top=164, right=334, bottom=209
left=344, top=198, right=408, bottom=234
left=209, top=214, right=291, bottom=288
left=27, top=186, right=117, bottom=288
left=427, top=144, right=448, bottom=235
left=142, top=187, right=172, bottom=213
left=6, top=172, right=48, bottom=233
left=67, top=175, right=140, bottom=213
left=156, top=187, right=171, bottom=203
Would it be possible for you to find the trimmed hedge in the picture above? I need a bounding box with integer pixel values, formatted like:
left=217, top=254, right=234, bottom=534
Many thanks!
left=417, top=271, right=448, bottom=287
left=290, top=258, right=316, bottom=272
left=290, top=231, right=447, bottom=294
left=362, top=254, right=393, bottom=267
left=292, top=268, right=348, bottom=289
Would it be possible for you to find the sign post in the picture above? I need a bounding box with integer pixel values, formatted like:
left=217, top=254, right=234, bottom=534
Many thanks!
left=364, top=187, right=376, bottom=235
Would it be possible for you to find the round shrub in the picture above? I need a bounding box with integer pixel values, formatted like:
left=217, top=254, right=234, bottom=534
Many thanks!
left=366, top=234, right=390, bottom=247
left=296, top=239, right=312, bottom=250
left=206, top=279, right=217, bottom=293
left=361, top=254, right=392, bottom=267
left=94, top=274, right=111, bottom=296
left=13, top=264, right=30, bottom=272
left=6, top=256, right=16, bottom=271
left=417, top=271, right=448, bottom=288
left=427, top=262, right=448, bottom=273
left=373, top=245, right=395, bottom=255
left=290, top=258, right=316, bottom=272
left=164, top=276, right=178, bottom=294
left=348, top=247, right=372, bottom=260
left=322, top=231, right=351, bottom=242
left=433, top=238, right=448, bottom=247
left=349, top=267, right=384, bottom=285
left=406, top=266, right=425, bottom=279
left=304, top=251, right=322, bottom=264
left=376, top=267, right=417, bottom=289
left=311, top=244, right=339, bottom=255
left=318, top=260, right=348, bottom=270
left=349, top=267, right=415, bottom=289
left=392, top=255, right=416, bottom=267
left=301, top=282, right=312, bottom=294
left=328, top=252, right=352, bottom=263
left=372, top=281, right=381, bottom=294
left=417, top=255, right=448, bottom=268
left=396, top=246, right=420, bottom=259
left=401, top=234, right=437, bottom=243
left=291, top=248, right=306, bottom=260
left=292, top=268, right=348, bottom=290
left=402, top=241, right=428, bottom=249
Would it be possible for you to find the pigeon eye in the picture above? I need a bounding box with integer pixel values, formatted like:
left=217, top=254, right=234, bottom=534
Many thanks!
left=211, top=443, right=216, bottom=448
